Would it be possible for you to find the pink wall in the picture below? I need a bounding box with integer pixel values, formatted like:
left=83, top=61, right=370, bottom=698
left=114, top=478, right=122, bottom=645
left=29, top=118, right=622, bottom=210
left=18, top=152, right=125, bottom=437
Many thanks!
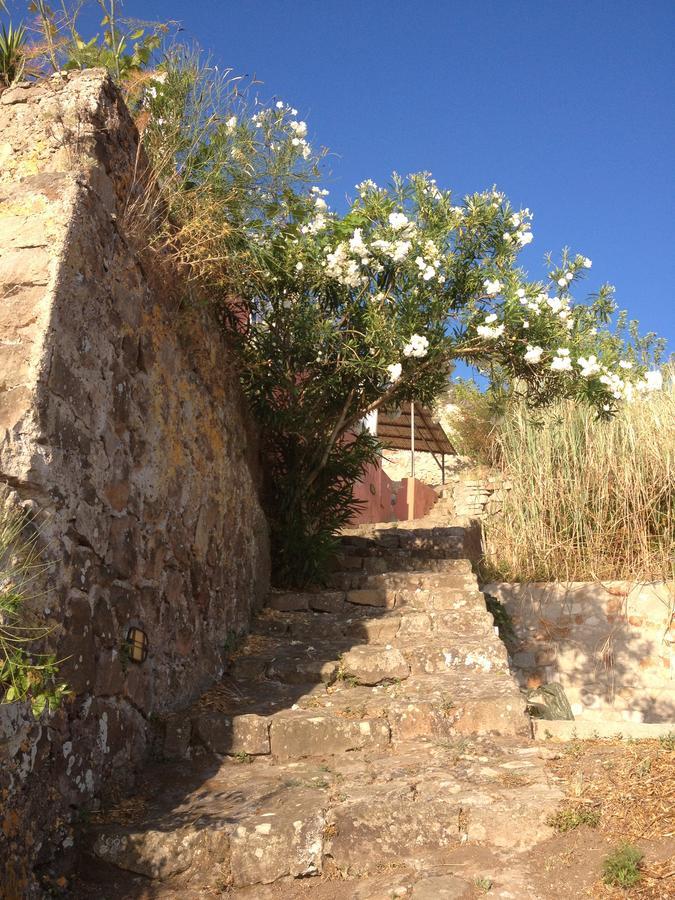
left=351, top=462, right=438, bottom=525
left=404, top=477, right=438, bottom=520
left=351, top=460, right=397, bottom=525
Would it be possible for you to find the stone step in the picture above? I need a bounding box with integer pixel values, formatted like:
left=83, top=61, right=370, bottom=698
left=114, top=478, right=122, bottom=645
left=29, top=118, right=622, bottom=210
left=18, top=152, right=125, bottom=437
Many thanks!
left=332, top=554, right=473, bottom=575
left=268, top=583, right=488, bottom=613
left=230, top=631, right=509, bottom=690
left=178, top=665, right=527, bottom=761
left=253, top=605, right=497, bottom=645
left=86, top=738, right=558, bottom=891
left=325, top=569, right=477, bottom=592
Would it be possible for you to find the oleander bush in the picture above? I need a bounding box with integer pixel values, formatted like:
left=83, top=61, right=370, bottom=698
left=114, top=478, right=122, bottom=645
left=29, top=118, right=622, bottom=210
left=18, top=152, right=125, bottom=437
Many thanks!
left=3, top=0, right=669, bottom=587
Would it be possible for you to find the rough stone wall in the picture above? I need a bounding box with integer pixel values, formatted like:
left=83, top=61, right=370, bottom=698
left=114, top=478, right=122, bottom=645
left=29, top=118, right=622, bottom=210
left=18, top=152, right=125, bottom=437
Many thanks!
left=484, top=581, right=675, bottom=724
left=381, top=449, right=464, bottom=487
left=0, top=71, right=269, bottom=888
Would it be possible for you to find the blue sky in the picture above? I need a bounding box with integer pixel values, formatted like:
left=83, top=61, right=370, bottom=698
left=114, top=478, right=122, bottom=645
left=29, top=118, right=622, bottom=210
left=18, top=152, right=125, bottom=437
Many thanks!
left=16, top=0, right=675, bottom=352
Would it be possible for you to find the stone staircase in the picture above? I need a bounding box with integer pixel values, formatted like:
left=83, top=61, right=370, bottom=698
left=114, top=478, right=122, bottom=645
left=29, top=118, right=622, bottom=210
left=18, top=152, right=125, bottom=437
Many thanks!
left=75, top=526, right=565, bottom=898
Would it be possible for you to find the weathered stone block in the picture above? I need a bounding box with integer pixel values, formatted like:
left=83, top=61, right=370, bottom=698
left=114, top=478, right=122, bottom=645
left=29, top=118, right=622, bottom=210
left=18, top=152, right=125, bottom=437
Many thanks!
left=194, top=712, right=270, bottom=756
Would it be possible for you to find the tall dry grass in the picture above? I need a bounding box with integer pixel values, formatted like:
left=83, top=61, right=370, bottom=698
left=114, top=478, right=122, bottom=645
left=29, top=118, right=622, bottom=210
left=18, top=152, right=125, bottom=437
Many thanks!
left=482, top=381, right=675, bottom=583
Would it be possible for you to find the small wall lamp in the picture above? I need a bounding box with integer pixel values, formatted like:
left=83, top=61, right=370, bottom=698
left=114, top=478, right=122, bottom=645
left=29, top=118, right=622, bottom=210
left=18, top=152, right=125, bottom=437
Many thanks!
left=125, top=626, right=149, bottom=664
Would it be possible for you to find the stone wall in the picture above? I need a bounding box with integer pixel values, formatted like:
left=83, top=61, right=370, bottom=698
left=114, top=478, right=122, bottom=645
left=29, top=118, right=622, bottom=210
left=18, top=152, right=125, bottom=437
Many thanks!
left=0, top=71, right=270, bottom=889
left=484, top=581, right=675, bottom=725
left=382, top=448, right=468, bottom=487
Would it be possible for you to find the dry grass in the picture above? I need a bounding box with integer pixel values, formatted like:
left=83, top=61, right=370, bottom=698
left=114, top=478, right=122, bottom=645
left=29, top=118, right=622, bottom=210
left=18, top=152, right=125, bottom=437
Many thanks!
left=548, top=737, right=675, bottom=898
left=482, top=384, right=675, bottom=584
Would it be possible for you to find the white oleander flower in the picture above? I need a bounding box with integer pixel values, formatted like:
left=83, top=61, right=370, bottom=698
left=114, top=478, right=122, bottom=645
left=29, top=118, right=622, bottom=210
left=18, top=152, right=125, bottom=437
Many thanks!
left=565, top=271, right=574, bottom=282
left=289, top=120, right=308, bottom=137
left=483, top=278, right=502, bottom=296
left=551, top=354, right=573, bottom=372
left=619, top=360, right=633, bottom=370
left=577, top=355, right=601, bottom=377
left=524, top=345, right=543, bottom=364
left=517, top=231, right=533, bottom=246
left=516, top=288, right=526, bottom=298
left=583, top=257, right=592, bottom=268
left=557, top=277, right=567, bottom=287
left=386, top=362, right=402, bottom=382
left=225, top=115, right=237, bottom=131
left=349, top=228, right=368, bottom=256
left=388, top=212, right=410, bottom=231
left=484, top=313, right=498, bottom=324
left=477, top=324, right=505, bottom=339
left=402, top=334, right=429, bottom=358
left=391, top=240, right=411, bottom=262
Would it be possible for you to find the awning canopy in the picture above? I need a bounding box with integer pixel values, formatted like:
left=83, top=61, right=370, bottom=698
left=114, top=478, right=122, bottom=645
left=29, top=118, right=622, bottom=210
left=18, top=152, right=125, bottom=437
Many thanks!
left=377, top=402, right=456, bottom=456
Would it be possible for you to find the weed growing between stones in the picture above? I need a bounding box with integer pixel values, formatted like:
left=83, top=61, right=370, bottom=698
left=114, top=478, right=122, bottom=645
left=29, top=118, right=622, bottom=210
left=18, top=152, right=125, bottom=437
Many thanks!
left=0, top=506, right=69, bottom=717
left=602, top=843, right=643, bottom=888
left=546, top=805, right=601, bottom=833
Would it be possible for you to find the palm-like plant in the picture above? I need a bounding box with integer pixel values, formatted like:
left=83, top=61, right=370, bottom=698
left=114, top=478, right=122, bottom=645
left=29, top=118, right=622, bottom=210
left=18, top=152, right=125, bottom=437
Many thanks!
left=0, top=18, right=26, bottom=87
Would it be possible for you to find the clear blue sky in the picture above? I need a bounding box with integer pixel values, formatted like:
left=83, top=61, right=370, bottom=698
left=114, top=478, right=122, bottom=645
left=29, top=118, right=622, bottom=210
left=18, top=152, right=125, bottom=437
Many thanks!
left=26, top=0, right=675, bottom=352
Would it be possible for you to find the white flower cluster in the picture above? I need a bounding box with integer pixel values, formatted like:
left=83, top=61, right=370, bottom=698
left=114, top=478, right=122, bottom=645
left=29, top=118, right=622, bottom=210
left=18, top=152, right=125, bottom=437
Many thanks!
left=415, top=253, right=442, bottom=282
left=477, top=313, right=504, bottom=340
left=529, top=347, right=662, bottom=403
left=554, top=255, right=592, bottom=289
left=518, top=290, right=574, bottom=330
left=484, top=278, right=502, bottom=296
left=386, top=362, right=402, bottom=382
left=388, top=212, right=412, bottom=231
left=550, top=348, right=572, bottom=372
left=252, top=102, right=312, bottom=159
left=524, top=345, right=544, bottom=364
left=357, top=179, right=378, bottom=195
left=370, top=238, right=411, bottom=263
left=577, top=355, right=601, bottom=377
left=300, top=188, right=330, bottom=234
left=324, top=242, right=368, bottom=288
left=503, top=208, right=534, bottom=247
left=403, top=334, right=429, bottom=358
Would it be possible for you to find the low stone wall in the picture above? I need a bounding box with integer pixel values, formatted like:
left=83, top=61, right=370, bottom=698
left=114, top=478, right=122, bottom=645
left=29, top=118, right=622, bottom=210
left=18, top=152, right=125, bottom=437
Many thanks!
left=484, top=581, right=675, bottom=725
left=381, top=448, right=457, bottom=486
left=0, top=71, right=270, bottom=889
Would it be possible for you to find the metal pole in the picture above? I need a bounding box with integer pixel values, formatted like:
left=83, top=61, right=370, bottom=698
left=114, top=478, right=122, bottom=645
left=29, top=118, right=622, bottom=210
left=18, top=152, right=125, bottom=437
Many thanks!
left=410, top=402, right=415, bottom=479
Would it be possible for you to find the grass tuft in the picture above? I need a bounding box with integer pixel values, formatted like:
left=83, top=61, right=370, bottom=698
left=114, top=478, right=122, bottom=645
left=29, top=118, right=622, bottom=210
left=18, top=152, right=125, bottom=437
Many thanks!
left=546, top=804, right=601, bottom=832
left=602, top=843, right=643, bottom=888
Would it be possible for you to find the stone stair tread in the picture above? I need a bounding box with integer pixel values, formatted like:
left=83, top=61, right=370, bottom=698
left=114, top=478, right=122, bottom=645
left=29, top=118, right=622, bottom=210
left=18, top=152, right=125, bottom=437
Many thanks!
left=79, top=516, right=546, bottom=895
left=87, top=737, right=559, bottom=888
left=253, top=606, right=496, bottom=643
left=190, top=667, right=524, bottom=729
